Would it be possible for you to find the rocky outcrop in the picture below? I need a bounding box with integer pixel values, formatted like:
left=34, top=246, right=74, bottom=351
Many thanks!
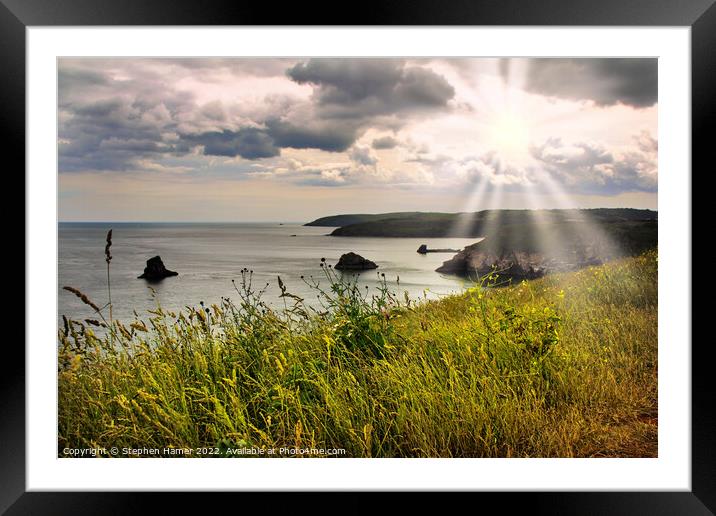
left=138, top=256, right=178, bottom=281
left=436, top=244, right=546, bottom=280
left=334, top=252, right=378, bottom=271
left=436, top=240, right=606, bottom=281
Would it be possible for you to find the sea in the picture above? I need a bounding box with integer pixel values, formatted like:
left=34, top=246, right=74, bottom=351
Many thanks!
left=58, top=222, right=481, bottom=325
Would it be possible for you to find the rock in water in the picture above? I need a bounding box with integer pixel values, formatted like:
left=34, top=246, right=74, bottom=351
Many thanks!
left=334, top=252, right=378, bottom=271
left=417, top=244, right=459, bottom=254
left=436, top=242, right=545, bottom=280
left=138, top=256, right=178, bottom=281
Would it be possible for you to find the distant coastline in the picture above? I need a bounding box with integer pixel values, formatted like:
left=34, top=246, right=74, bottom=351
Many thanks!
left=305, top=208, right=658, bottom=280
left=305, top=208, right=657, bottom=238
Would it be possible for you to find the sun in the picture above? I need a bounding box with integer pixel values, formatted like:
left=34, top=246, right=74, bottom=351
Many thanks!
left=488, top=111, right=530, bottom=156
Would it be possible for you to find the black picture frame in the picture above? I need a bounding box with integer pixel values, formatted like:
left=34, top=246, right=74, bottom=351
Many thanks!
left=4, top=0, right=710, bottom=513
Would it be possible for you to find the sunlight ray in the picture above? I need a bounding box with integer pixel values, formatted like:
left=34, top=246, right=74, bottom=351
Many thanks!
left=449, top=176, right=489, bottom=237
left=532, top=167, right=620, bottom=263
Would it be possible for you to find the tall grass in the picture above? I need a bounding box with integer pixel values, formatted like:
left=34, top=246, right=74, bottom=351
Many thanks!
left=58, top=250, right=658, bottom=457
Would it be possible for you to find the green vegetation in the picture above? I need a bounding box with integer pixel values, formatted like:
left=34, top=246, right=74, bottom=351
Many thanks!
left=58, top=250, right=657, bottom=458
left=304, top=211, right=432, bottom=227
left=321, top=208, right=657, bottom=240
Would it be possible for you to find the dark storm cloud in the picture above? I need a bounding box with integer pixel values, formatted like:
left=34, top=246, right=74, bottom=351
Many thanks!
left=288, top=59, right=404, bottom=102
left=524, top=58, right=657, bottom=108
left=265, top=59, right=455, bottom=153
left=371, top=136, right=398, bottom=149
left=58, top=58, right=458, bottom=172
left=183, top=128, right=280, bottom=159
left=286, top=59, right=455, bottom=118
left=59, top=96, right=174, bottom=172
left=264, top=118, right=360, bottom=153
left=395, top=67, right=455, bottom=107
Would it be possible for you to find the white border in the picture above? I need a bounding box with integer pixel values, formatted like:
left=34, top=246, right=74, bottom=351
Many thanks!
left=27, top=27, right=691, bottom=491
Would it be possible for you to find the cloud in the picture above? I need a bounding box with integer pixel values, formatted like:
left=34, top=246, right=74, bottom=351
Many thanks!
left=410, top=153, right=530, bottom=190
left=59, top=97, right=176, bottom=172
left=150, top=57, right=298, bottom=78
left=248, top=153, right=432, bottom=188
left=286, top=59, right=455, bottom=118
left=457, top=154, right=530, bottom=187
left=199, top=100, right=227, bottom=122
left=249, top=160, right=365, bottom=187
left=58, top=58, right=459, bottom=172
left=401, top=131, right=657, bottom=196
left=58, top=67, right=109, bottom=101
left=372, top=136, right=399, bottom=149
left=264, top=118, right=360, bottom=153
left=634, top=130, right=658, bottom=153
left=57, top=57, right=656, bottom=203
left=529, top=134, right=657, bottom=194
left=348, top=146, right=378, bottom=166
left=524, top=58, right=657, bottom=108
left=183, top=128, right=280, bottom=159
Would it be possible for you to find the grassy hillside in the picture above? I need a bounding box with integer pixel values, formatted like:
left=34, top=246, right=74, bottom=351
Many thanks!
left=327, top=208, right=657, bottom=238
left=305, top=212, right=441, bottom=227
left=58, top=251, right=658, bottom=458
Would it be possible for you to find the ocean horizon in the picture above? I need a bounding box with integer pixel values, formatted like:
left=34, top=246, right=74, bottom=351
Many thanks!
left=58, top=222, right=479, bottom=324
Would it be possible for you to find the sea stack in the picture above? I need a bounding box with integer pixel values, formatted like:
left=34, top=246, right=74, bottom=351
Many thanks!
left=138, top=256, right=178, bottom=281
left=334, top=252, right=378, bottom=271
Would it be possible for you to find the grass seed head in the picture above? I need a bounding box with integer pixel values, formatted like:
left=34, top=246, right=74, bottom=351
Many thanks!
left=105, top=229, right=113, bottom=263
left=62, top=286, right=100, bottom=312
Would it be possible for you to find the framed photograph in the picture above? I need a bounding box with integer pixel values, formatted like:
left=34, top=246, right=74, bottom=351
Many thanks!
left=6, top=0, right=710, bottom=512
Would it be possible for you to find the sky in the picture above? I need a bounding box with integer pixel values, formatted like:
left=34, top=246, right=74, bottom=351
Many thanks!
left=58, top=58, right=657, bottom=222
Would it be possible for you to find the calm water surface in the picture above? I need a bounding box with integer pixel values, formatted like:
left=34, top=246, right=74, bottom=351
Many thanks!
left=58, top=222, right=481, bottom=323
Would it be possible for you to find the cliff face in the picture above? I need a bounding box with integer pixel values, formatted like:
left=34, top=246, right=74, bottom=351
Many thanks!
left=436, top=244, right=549, bottom=280
left=436, top=240, right=604, bottom=281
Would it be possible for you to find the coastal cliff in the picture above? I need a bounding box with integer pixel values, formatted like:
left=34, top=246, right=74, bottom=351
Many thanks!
left=435, top=239, right=603, bottom=281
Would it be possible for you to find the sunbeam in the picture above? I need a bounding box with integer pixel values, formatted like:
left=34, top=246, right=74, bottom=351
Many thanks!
left=450, top=176, right=489, bottom=237
left=531, top=167, right=621, bottom=264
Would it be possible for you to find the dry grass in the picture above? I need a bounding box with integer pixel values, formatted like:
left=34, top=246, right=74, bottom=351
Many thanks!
left=58, top=250, right=657, bottom=457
